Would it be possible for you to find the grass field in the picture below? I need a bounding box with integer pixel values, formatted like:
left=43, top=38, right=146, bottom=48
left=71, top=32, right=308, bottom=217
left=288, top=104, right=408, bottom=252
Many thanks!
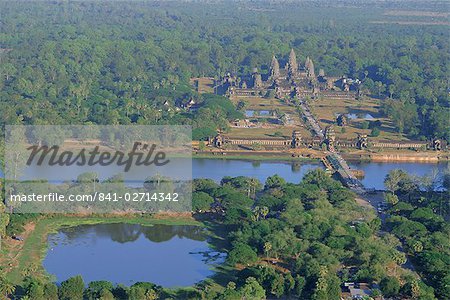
left=309, top=97, right=409, bottom=141
left=228, top=96, right=314, bottom=139
left=231, top=96, right=294, bottom=113
left=373, top=9, right=450, bottom=26
left=229, top=94, right=409, bottom=142
left=190, top=77, right=215, bottom=94
left=228, top=126, right=311, bottom=139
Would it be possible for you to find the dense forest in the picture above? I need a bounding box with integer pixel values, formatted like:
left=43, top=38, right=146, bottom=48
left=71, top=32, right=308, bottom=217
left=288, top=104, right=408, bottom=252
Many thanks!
left=383, top=170, right=450, bottom=299
left=0, top=0, right=448, bottom=140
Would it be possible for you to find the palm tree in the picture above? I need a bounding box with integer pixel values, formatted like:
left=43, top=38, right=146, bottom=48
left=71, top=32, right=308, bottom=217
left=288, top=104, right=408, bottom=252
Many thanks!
left=246, top=178, right=259, bottom=198
left=252, top=206, right=260, bottom=221
left=260, top=206, right=269, bottom=219
left=391, top=250, right=406, bottom=275
left=0, top=276, right=16, bottom=299
left=263, top=241, right=272, bottom=259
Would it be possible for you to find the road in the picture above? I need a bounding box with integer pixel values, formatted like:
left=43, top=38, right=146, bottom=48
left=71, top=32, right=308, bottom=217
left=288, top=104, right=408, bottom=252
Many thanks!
left=299, top=101, right=324, bottom=139
left=362, top=192, right=416, bottom=272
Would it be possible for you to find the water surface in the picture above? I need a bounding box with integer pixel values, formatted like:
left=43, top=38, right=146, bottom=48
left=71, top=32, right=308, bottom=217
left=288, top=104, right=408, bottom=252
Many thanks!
left=245, top=110, right=271, bottom=117
left=43, top=224, right=225, bottom=287
left=193, top=159, right=321, bottom=184
left=349, top=161, right=448, bottom=190
left=347, top=112, right=375, bottom=120
left=2, top=158, right=447, bottom=190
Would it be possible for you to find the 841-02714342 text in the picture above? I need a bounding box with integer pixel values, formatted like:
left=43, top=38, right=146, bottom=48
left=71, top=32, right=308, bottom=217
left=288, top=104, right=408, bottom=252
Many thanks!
left=9, top=192, right=179, bottom=203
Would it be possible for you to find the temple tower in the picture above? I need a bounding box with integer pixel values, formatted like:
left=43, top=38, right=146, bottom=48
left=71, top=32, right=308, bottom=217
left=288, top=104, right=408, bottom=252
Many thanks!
left=433, top=138, right=442, bottom=151
left=337, top=114, right=348, bottom=126
left=308, top=60, right=315, bottom=78
left=291, top=130, right=302, bottom=148
left=210, top=133, right=225, bottom=148
left=305, top=57, right=315, bottom=78
left=357, top=134, right=368, bottom=149
left=252, top=68, right=263, bottom=89
left=305, top=57, right=311, bottom=70
left=318, top=69, right=325, bottom=77
left=270, top=55, right=280, bottom=80
left=288, top=48, right=298, bottom=77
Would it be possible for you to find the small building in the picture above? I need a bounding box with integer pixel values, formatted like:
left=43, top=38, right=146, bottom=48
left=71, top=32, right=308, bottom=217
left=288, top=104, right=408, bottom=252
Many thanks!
left=341, top=282, right=374, bottom=300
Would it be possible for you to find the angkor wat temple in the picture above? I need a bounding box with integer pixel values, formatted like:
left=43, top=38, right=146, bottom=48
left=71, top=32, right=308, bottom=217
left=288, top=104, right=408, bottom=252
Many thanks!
left=218, top=49, right=361, bottom=100
left=209, top=50, right=446, bottom=152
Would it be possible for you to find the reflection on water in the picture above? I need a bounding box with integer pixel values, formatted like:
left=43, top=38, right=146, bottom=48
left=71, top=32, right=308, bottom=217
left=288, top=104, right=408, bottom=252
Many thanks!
left=350, top=161, right=449, bottom=190
left=194, top=159, right=448, bottom=191
left=43, top=224, right=225, bottom=287
left=346, top=113, right=375, bottom=120
left=2, top=158, right=447, bottom=190
left=245, top=110, right=271, bottom=117
left=193, top=159, right=321, bottom=184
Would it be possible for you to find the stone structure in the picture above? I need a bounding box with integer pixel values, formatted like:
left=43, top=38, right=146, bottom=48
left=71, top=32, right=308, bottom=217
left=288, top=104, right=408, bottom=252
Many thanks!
left=210, top=135, right=292, bottom=148
left=433, top=138, right=442, bottom=151
left=252, top=68, right=263, bottom=89
left=213, top=51, right=430, bottom=158
left=210, top=133, right=225, bottom=148
left=220, top=49, right=362, bottom=101
left=324, top=125, right=336, bottom=151
left=208, top=130, right=306, bottom=150
left=318, top=69, right=325, bottom=77
left=371, top=141, right=428, bottom=149
left=305, top=57, right=315, bottom=78
left=288, top=48, right=298, bottom=78
left=207, top=131, right=447, bottom=152
left=291, top=130, right=302, bottom=148
left=337, top=114, right=348, bottom=126
left=220, top=49, right=359, bottom=100
left=270, top=55, right=280, bottom=80
left=356, top=134, right=368, bottom=149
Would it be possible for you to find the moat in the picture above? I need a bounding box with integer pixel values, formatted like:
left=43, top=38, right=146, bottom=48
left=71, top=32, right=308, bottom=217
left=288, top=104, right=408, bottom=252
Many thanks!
left=11, top=158, right=449, bottom=191
left=192, top=159, right=448, bottom=190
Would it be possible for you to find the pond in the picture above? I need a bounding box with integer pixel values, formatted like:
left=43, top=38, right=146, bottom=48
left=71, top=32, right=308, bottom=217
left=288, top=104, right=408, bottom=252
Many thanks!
left=344, top=113, right=375, bottom=120
left=43, top=224, right=225, bottom=287
left=245, top=110, right=271, bottom=117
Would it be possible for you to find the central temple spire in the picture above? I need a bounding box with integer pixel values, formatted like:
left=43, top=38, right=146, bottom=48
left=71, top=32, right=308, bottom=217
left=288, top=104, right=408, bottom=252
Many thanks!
left=305, top=56, right=315, bottom=78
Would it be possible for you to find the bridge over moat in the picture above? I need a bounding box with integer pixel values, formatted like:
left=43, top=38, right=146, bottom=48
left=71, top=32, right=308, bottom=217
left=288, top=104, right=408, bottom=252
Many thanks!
left=324, top=153, right=366, bottom=194
left=299, top=99, right=367, bottom=194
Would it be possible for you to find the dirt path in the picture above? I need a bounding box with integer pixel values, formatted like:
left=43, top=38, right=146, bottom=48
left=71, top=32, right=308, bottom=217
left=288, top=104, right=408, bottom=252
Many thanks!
left=1, top=222, right=36, bottom=274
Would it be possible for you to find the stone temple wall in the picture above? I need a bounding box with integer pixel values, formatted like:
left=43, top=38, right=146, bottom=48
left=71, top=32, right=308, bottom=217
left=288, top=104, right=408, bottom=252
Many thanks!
left=209, top=133, right=445, bottom=151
